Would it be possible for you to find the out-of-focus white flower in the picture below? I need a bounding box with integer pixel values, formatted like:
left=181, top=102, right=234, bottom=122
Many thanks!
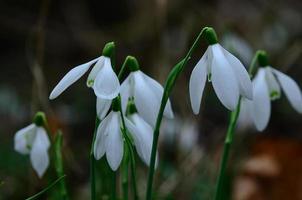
left=189, top=43, right=253, bottom=113
left=14, top=123, right=50, bottom=178
left=222, top=33, right=254, bottom=65
left=120, top=57, right=174, bottom=127
left=242, top=67, right=302, bottom=131
left=178, top=120, right=199, bottom=153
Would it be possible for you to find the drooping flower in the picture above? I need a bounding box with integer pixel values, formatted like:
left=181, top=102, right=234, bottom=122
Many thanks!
left=14, top=121, right=50, bottom=178
left=242, top=67, right=302, bottom=131
left=49, top=42, right=120, bottom=100
left=94, top=110, right=124, bottom=171
left=94, top=98, right=157, bottom=170
left=120, top=56, right=174, bottom=127
left=189, top=28, right=253, bottom=113
left=124, top=102, right=158, bottom=166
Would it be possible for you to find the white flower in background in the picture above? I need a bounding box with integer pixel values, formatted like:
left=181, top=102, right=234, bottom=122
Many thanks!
left=120, top=57, right=174, bottom=127
left=189, top=43, right=253, bottom=113
left=49, top=43, right=120, bottom=100
left=125, top=112, right=158, bottom=166
left=222, top=32, right=253, bottom=65
left=242, top=67, right=302, bottom=131
left=178, top=120, right=199, bottom=153
left=14, top=123, right=50, bottom=178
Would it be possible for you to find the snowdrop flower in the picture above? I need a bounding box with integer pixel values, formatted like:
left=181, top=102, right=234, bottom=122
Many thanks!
left=243, top=66, right=302, bottom=131
left=93, top=109, right=124, bottom=171
left=189, top=28, right=253, bottom=113
left=49, top=42, right=120, bottom=100
left=124, top=101, right=158, bottom=166
left=120, top=56, right=174, bottom=127
left=14, top=112, right=50, bottom=178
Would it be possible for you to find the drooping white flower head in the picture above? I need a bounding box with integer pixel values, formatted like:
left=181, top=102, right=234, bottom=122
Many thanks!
left=120, top=56, right=174, bottom=127
left=189, top=28, right=253, bottom=113
left=49, top=42, right=120, bottom=100
left=241, top=67, right=302, bottom=131
left=94, top=98, right=158, bottom=170
left=94, top=110, right=124, bottom=171
left=14, top=123, right=50, bottom=178
left=124, top=102, right=158, bottom=167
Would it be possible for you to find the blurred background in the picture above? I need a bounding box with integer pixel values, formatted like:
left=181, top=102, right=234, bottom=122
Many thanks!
left=0, top=0, right=302, bottom=199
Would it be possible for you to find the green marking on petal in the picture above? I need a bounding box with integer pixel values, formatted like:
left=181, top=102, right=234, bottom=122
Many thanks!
left=208, top=73, right=212, bottom=82
left=87, top=79, right=94, bottom=87
left=270, top=90, right=281, bottom=100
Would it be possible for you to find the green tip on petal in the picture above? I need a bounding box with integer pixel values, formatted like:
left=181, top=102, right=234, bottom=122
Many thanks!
left=257, top=50, right=269, bottom=66
left=111, top=96, right=121, bottom=112
left=33, top=111, right=47, bottom=127
left=126, top=56, right=140, bottom=72
left=203, top=27, right=218, bottom=45
left=102, top=42, right=115, bottom=57
left=126, top=98, right=137, bottom=115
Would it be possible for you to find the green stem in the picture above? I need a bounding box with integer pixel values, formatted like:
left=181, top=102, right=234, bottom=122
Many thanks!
left=117, top=96, right=139, bottom=200
left=90, top=117, right=100, bottom=200
left=111, top=172, right=117, bottom=200
left=25, top=175, right=66, bottom=200
left=122, top=147, right=129, bottom=200
left=146, top=27, right=209, bottom=200
left=54, top=131, right=69, bottom=200
left=214, top=100, right=241, bottom=200
left=213, top=51, right=261, bottom=200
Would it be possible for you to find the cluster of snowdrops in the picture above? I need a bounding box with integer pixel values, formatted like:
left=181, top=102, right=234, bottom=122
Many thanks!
left=14, top=27, right=302, bottom=199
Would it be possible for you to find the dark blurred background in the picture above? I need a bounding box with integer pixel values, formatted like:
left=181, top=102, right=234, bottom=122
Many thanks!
left=0, top=0, right=302, bottom=199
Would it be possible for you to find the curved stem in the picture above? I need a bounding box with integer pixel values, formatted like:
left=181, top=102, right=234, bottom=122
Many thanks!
left=145, top=27, right=208, bottom=200
left=213, top=51, right=261, bottom=200
left=25, top=175, right=66, bottom=200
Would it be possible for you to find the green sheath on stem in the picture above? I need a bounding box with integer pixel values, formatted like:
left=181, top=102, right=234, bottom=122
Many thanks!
left=145, top=26, right=211, bottom=200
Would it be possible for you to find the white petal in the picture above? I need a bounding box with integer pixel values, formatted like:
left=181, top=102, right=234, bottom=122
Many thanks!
left=273, top=69, right=302, bottom=113
left=133, top=72, right=159, bottom=127
left=210, top=44, right=240, bottom=110
left=221, top=45, right=253, bottom=99
left=140, top=71, right=174, bottom=119
left=94, top=112, right=113, bottom=160
left=49, top=58, right=98, bottom=99
left=30, top=127, right=50, bottom=178
left=105, top=112, right=123, bottom=171
left=96, top=97, right=111, bottom=120
left=237, top=98, right=253, bottom=130
left=265, top=67, right=281, bottom=100
left=125, top=114, right=157, bottom=166
left=93, top=57, right=120, bottom=99
left=14, top=124, right=36, bottom=155
left=120, top=74, right=132, bottom=113
left=251, top=69, right=271, bottom=131
left=87, top=56, right=105, bottom=87
left=189, top=50, right=208, bottom=114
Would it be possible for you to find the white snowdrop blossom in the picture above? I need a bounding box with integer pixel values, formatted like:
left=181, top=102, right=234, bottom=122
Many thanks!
left=125, top=113, right=158, bottom=166
left=49, top=55, right=120, bottom=100
left=120, top=70, right=174, bottom=127
left=94, top=111, right=124, bottom=171
left=93, top=109, right=157, bottom=170
left=189, top=43, right=253, bottom=113
left=14, top=124, right=50, bottom=178
left=240, top=67, right=302, bottom=131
